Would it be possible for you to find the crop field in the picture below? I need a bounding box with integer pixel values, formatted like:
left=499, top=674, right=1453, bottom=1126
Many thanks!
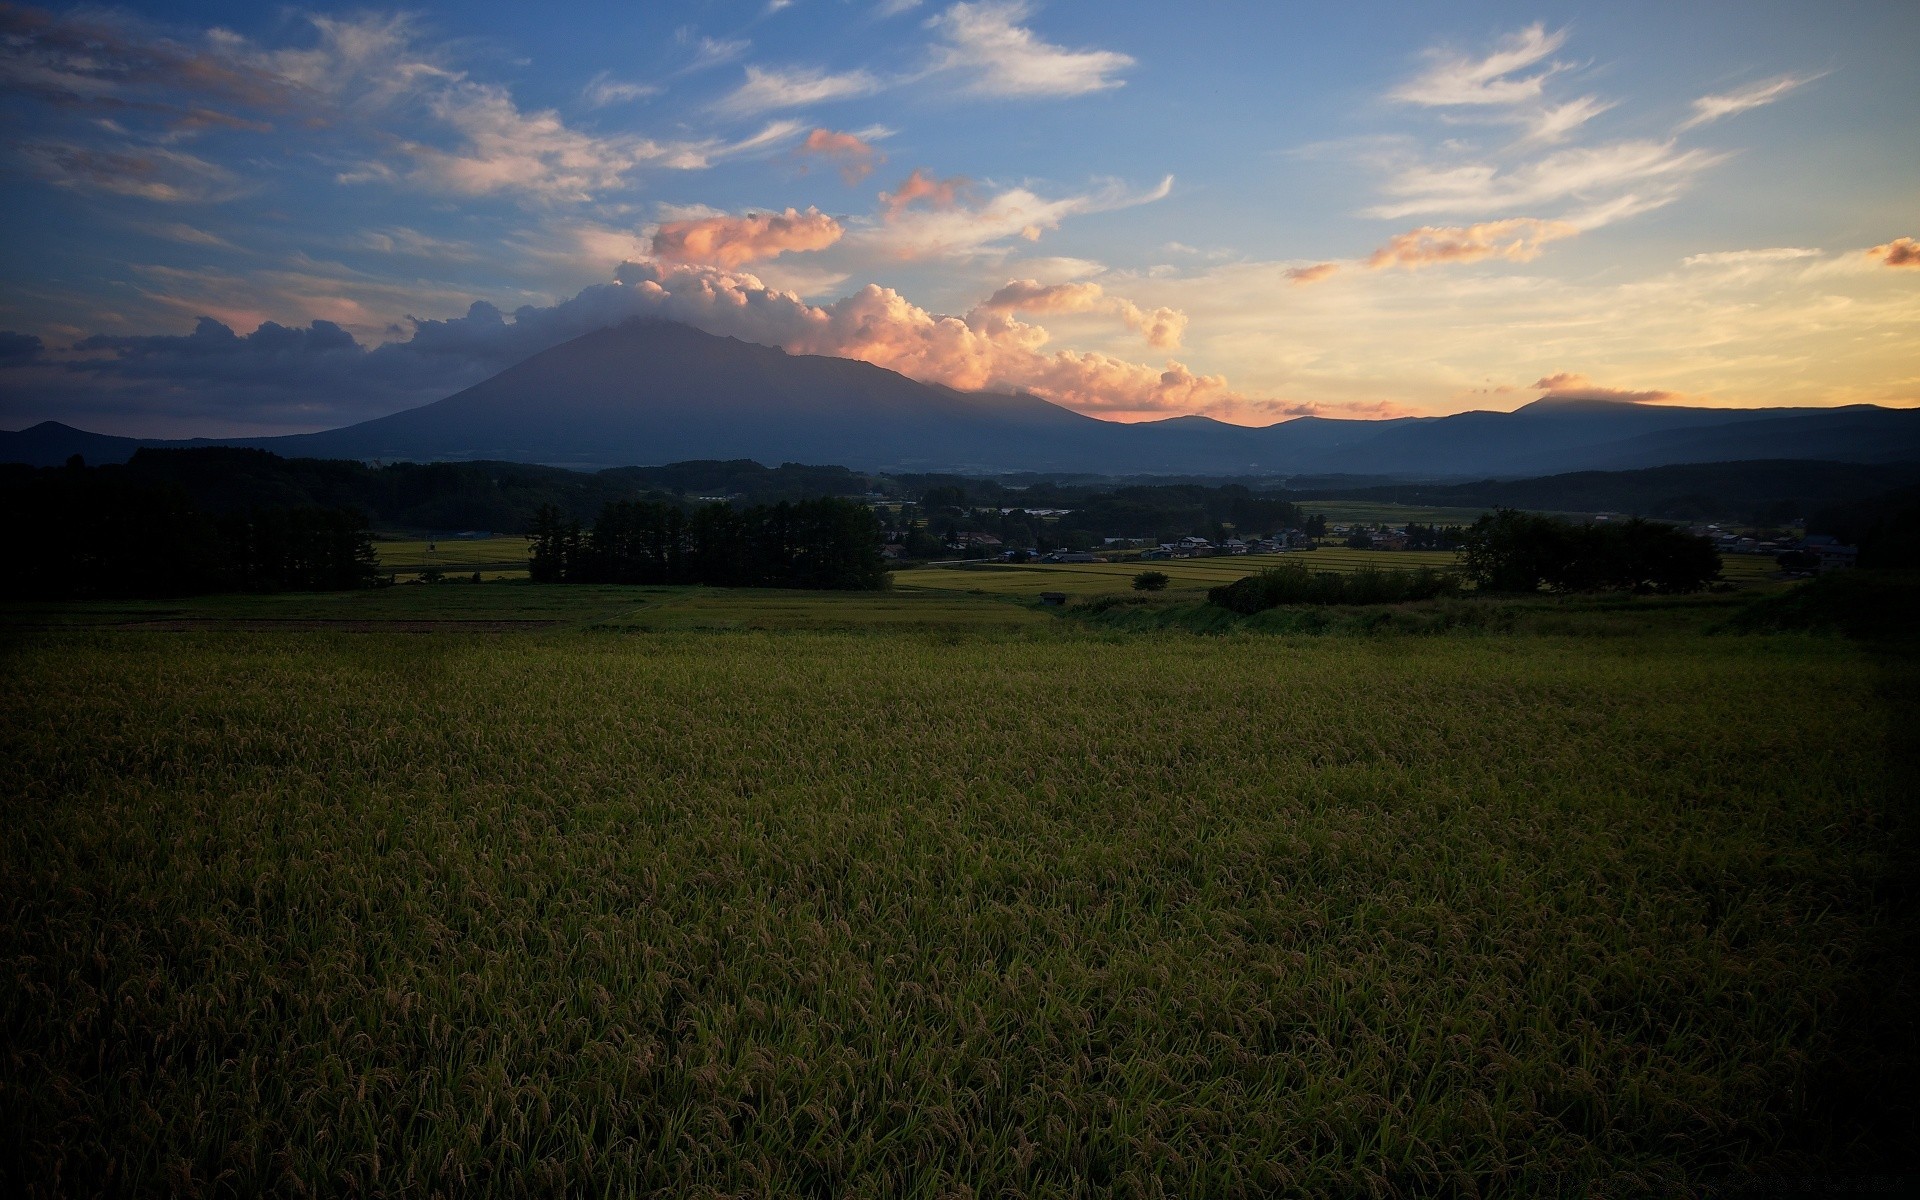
left=374, top=536, right=532, bottom=581
left=1, top=582, right=1910, bottom=1196
left=899, top=547, right=1779, bottom=597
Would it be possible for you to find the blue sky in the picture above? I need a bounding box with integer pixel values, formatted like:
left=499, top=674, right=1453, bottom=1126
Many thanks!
left=1, top=0, right=1914, bottom=436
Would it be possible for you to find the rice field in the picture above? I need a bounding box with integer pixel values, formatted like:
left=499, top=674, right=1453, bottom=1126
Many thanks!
left=898, top=548, right=1778, bottom=597
left=1, top=584, right=1910, bottom=1196
left=374, top=536, right=532, bottom=581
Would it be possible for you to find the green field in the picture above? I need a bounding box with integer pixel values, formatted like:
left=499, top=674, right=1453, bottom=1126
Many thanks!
left=2, top=583, right=1909, bottom=1195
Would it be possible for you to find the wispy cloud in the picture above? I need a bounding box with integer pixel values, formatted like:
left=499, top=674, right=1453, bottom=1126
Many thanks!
left=683, top=36, right=750, bottom=74
left=1366, top=218, right=1579, bottom=269
left=21, top=142, right=247, bottom=202
left=581, top=72, right=660, bottom=108
left=928, top=1, right=1133, bottom=97
left=1285, top=263, right=1339, bottom=286
left=859, top=172, right=1171, bottom=260
left=716, top=64, right=883, bottom=114
left=1368, top=139, right=1723, bottom=221
left=797, top=127, right=885, bottom=183
left=1391, top=23, right=1567, bottom=107
left=1518, top=96, right=1614, bottom=145
left=1679, top=73, right=1824, bottom=130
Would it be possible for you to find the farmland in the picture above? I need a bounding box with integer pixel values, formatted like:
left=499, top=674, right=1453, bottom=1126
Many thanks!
left=895, top=546, right=1780, bottom=597
left=2, top=580, right=1911, bottom=1196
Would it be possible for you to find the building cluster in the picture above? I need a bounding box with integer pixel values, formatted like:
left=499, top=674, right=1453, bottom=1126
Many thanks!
left=1690, top=524, right=1859, bottom=572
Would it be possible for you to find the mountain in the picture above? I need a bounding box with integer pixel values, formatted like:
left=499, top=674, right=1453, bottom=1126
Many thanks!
left=5, top=319, right=1918, bottom=475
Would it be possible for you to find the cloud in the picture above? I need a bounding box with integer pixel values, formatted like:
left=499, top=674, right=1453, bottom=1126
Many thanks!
left=1532, top=371, right=1678, bottom=404
left=1368, top=139, right=1723, bottom=221
left=1366, top=218, right=1579, bottom=269
left=19, top=142, right=247, bottom=203
left=973, top=279, right=1186, bottom=347
left=0, top=4, right=303, bottom=124
left=862, top=171, right=1171, bottom=260
left=0, top=332, right=45, bottom=363
left=716, top=64, right=882, bottom=115
left=0, top=8, right=791, bottom=209
left=650, top=207, right=845, bottom=267
left=1519, top=96, right=1614, bottom=145
left=879, top=167, right=967, bottom=217
left=1391, top=24, right=1567, bottom=108
left=798, top=127, right=883, bottom=184
left=581, top=72, right=660, bottom=108
left=1867, top=237, right=1920, bottom=268
left=1679, top=73, right=1823, bottom=130
left=358, top=227, right=479, bottom=261
left=928, top=1, right=1133, bottom=97
left=1682, top=247, right=1818, bottom=267
left=1285, top=263, right=1339, bottom=286
left=688, top=37, right=751, bottom=72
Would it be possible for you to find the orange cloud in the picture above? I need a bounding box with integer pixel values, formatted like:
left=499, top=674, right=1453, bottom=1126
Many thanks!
left=1367, top=218, right=1578, bottom=270
left=650, top=207, right=842, bottom=268
left=1533, top=371, right=1678, bottom=404
left=973, top=279, right=1186, bottom=349
left=798, top=128, right=882, bottom=184
left=612, top=259, right=1233, bottom=420
left=1867, top=236, right=1920, bottom=267
left=976, top=279, right=1106, bottom=314
left=879, top=168, right=966, bottom=218
left=1285, top=263, right=1339, bottom=286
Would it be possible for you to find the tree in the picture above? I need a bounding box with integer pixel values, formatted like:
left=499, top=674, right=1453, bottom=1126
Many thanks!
left=1133, top=570, right=1170, bottom=591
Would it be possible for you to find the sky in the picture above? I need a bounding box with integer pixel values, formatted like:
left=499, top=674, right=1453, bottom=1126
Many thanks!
left=0, top=0, right=1915, bottom=438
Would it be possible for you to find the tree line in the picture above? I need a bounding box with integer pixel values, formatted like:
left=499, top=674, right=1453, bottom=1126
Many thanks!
left=528, top=497, right=886, bottom=590
left=4, top=461, right=379, bottom=598
left=1460, top=509, right=1720, bottom=593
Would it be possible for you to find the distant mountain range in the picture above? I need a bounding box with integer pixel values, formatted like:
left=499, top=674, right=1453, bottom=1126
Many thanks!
left=6, top=319, right=1918, bottom=477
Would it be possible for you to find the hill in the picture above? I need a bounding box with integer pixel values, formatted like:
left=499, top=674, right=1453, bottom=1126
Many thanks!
left=1289, top=460, right=1920, bottom=526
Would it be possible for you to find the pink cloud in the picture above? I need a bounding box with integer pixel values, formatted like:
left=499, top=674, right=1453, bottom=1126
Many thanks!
left=878, top=167, right=967, bottom=218
left=973, top=279, right=1187, bottom=349
left=797, top=128, right=882, bottom=184
left=1366, top=218, right=1578, bottom=270
left=650, top=207, right=842, bottom=268
left=1867, top=236, right=1920, bottom=268
left=610, top=259, right=1233, bottom=420
left=1285, top=263, right=1339, bottom=286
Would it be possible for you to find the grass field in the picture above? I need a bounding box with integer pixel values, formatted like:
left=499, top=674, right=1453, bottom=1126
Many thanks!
left=2, top=583, right=1910, bottom=1195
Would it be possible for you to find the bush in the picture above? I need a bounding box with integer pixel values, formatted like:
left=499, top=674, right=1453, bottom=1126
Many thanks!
left=1208, top=563, right=1459, bottom=614
left=1132, top=570, right=1170, bottom=591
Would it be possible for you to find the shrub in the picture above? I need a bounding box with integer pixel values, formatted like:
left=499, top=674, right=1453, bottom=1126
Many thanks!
left=1132, top=570, right=1170, bottom=591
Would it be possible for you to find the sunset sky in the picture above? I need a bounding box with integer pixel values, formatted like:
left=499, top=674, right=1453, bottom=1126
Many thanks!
left=1, top=0, right=1915, bottom=436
